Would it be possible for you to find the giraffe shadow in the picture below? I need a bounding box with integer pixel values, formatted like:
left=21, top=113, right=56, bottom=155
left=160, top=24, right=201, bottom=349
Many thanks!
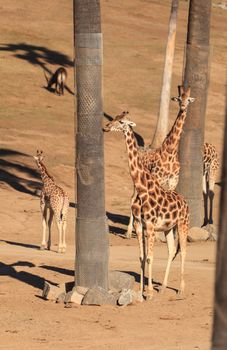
left=104, top=112, right=145, bottom=147
left=0, top=261, right=57, bottom=290
left=123, top=270, right=179, bottom=294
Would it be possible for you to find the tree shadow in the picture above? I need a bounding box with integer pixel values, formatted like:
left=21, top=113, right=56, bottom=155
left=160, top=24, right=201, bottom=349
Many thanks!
left=106, top=211, right=129, bottom=226
left=40, top=265, right=74, bottom=277
left=0, top=42, right=75, bottom=95
left=106, top=211, right=130, bottom=237
left=0, top=42, right=73, bottom=72
left=0, top=261, right=57, bottom=290
left=104, top=112, right=145, bottom=147
left=0, top=148, right=42, bottom=196
left=0, top=240, right=40, bottom=250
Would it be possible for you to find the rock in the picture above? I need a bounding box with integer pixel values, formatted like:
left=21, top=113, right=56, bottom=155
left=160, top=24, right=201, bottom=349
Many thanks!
left=65, top=290, right=84, bottom=305
left=108, top=271, right=135, bottom=292
left=118, top=289, right=133, bottom=306
left=82, top=286, right=117, bottom=306
left=188, top=227, right=210, bottom=242
left=118, top=289, right=143, bottom=305
left=202, top=224, right=218, bottom=241
left=42, top=281, right=65, bottom=301
left=75, top=285, right=89, bottom=295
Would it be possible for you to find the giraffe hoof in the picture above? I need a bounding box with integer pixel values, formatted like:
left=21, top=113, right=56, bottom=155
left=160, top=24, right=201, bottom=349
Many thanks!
left=40, top=245, right=46, bottom=251
left=160, top=286, right=166, bottom=295
left=58, top=247, right=66, bottom=254
left=125, top=232, right=132, bottom=239
left=146, top=293, right=153, bottom=301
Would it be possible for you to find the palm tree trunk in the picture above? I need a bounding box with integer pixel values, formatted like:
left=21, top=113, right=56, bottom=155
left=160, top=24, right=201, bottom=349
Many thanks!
left=74, top=0, right=109, bottom=289
left=178, top=0, right=212, bottom=227
left=212, top=100, right=227, bottom=349
left=151, top=0, right=179, bottom=148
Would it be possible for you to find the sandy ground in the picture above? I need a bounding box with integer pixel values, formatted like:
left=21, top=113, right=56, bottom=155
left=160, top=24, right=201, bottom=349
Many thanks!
left=0, top=0, right=226, bottom=349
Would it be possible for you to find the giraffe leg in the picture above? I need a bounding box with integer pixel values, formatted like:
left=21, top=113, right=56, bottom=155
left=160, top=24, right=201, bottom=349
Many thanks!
left=208, top=190, right=214, bottom=225
left=47, top=208, right=54, bottom=250
left=178, top=223, right=187, bottom=295
left=61, top=220, right=67, bottom=253
left=146, top=222, right=155, bottom=300
left=208, top=173, right=215, bottom=225
left=40, top=204, right=48, bottom=250
left=134, top=219, right=145, bottom=301
left=202, top=174, right=209, bottom=227
left=160, top=229, right=176, bottom=294
left=55, top=216, right=64, bottom=253
left=126, top=187, right=137, bottom=238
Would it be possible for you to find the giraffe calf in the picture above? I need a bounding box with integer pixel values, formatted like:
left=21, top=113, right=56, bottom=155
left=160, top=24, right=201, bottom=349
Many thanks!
left=33, top=150, right=69, bottom=253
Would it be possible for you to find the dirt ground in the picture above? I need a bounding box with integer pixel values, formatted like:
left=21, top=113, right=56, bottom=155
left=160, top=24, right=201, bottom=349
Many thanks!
left=0, top=0, right=226, bottom=349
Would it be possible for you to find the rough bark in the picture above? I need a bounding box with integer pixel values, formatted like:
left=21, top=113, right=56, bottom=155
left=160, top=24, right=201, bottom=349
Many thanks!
left=74, top=0, right=109, bottom=289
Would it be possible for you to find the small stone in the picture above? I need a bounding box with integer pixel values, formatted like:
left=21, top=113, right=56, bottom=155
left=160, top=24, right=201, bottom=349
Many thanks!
left=56, top=292, right=66, bottom=304
left=108, top=271, right=135, bottom=292
left=82, top=286, right=117, bottom=306
left=188, top=227, right=210, bottom=242
left=65, top=290, right=84, bottom=305
left=42, top=281, right=64, bottom=301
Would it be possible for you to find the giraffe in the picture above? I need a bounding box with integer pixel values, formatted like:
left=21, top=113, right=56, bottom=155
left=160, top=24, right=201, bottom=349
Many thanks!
left=104, top=112, right=189, bottom=300
left=127, top=85, right=195, bottom=238
left=203, top=142, right=219, bottom=226
left=171, top=90, right=220, bottom=227
left=33, top=150, right=69, bottom=253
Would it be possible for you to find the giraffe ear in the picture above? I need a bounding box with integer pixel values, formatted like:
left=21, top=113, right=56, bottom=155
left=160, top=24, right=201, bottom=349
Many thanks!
left=171, top=97, right=179, bottom=102
left=188, top=97, right=195, bottom=103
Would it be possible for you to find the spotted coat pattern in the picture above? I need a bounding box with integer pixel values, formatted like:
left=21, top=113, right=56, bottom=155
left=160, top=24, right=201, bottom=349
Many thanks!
left=34, top=150, right=69, bottom=253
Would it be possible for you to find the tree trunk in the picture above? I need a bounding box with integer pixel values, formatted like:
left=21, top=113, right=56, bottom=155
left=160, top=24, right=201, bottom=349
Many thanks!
left=74, top=0, right=109, bottom=289
left=212, top=100, right=227, bottom=349
left=178, top=0, right=212, bottom=227
left=151, top=0, right=179, bottom=148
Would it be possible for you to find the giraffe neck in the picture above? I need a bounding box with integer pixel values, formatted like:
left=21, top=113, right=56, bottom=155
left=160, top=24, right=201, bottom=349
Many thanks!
left=123, top=127, right=148, bottom=193
left=161, top=110, right=187, bottom=153
left=37, top=161, right=55, bottom=186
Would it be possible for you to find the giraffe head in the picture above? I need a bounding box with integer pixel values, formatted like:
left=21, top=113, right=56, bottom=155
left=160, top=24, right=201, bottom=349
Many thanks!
left=103, top=111, right=136, bottom=133
left=33, top=150, right=44, bottom=162
left=171, top=85, right=195, bottom=112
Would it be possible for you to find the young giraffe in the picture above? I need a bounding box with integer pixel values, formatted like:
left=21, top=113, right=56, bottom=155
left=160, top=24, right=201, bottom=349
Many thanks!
left=104, top=112, right=189, bottom=300
left=203, top=142, right=219, bottom=226
left=33, top=150, right=69, bottom=253
left=127, top=86, right=195, bottom=238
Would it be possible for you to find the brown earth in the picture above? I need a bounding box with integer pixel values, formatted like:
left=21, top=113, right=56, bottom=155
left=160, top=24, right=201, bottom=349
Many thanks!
left=0, top=0, right=226, bottom=349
